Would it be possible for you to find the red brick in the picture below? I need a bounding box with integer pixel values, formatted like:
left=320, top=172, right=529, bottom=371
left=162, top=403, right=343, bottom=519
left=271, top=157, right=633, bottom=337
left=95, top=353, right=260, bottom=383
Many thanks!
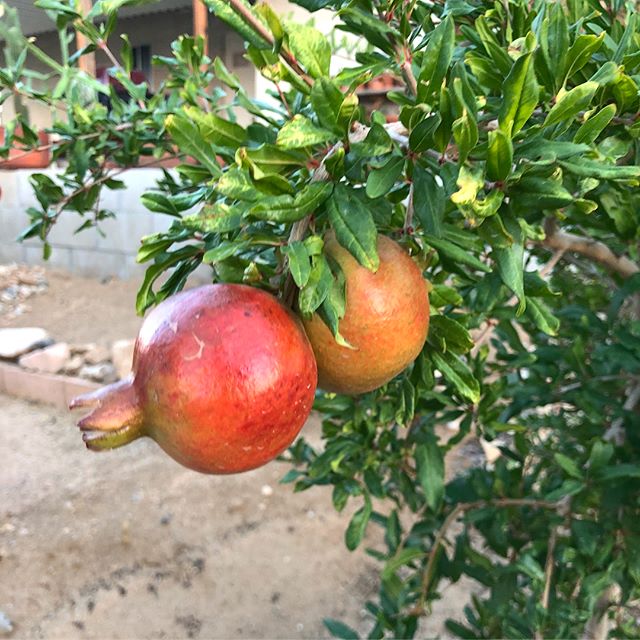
left=3, top=366, right=66, bottom=409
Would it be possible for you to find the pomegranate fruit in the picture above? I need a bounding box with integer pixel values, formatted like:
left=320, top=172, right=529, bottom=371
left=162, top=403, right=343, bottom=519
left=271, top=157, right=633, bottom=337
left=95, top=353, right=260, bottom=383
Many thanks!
left=70, top=284, right=317, bottom=474
left=302, top=233, right=430, bottom=395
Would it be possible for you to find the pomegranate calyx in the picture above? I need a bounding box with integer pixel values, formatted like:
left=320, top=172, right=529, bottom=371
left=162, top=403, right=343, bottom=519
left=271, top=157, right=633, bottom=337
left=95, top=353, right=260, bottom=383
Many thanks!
left=70, top=377, right=145, bottom=451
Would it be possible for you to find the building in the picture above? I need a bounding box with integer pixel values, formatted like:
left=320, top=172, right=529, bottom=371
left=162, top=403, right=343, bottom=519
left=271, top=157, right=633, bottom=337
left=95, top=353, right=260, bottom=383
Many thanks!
left=0, top=0, right=351, bottom=277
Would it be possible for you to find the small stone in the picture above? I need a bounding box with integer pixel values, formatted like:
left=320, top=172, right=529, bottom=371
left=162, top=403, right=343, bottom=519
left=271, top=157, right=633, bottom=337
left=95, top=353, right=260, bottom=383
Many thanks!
left=261, top=484, right=273, bottom=497
left=0, top=327, right=52, bottom=359
left=19, top=342, right=70, bottom=374
left=0, top=610, right=13, bottom=634
left=69, top=343, right=94, bottom=356
left=62, top=355, right=84, bottom=375
left=84, top=344, right=111, bottom=365
left=79, top=363, right=118, bottom=383
left=111, top=339, right=135, bottom=379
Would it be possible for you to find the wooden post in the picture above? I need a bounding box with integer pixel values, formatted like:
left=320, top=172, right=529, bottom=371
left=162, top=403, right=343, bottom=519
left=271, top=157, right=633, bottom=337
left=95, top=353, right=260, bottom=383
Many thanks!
left=76, top=0, right=96, bottom=76
left=193, top=0, right=209, bottom=57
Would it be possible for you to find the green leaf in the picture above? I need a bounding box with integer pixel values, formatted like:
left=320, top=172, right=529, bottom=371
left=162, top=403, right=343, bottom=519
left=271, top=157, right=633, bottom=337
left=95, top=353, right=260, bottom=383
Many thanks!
left=544, top=82, right=598, bottom=128
left=328, top=185, right=379, bottom=271
left=276, top=115, right=335, bottom=149
left=203, top=0, right=270, bottom=49
left=350, top=124, right=392, bottom=157
left=186, top=107, right=247, bottom=148
left=136, top=247, right=201, bottom=315
left=564, top=33, right=604, bottom=82
left=498, top=51, right=539, bottom=137
left=345, top=495, right=372, bottom=551
left=417, top=16, right=455, bottom=102
left=283, top=240, right=311, bottom=288
left=425, top=235, right=491, bottom=273
left=203, top=240, right=248, bottom=264
left=250, top=182, right=333, bottom=222
left=486, top=130, right=513, bottom=182
left=382, top=548, right=425, bottom=581
left=573, top=105, right=617, bottom=144
left=598, top=464, right=640, bottom=481
left=510, top=177, right=574, bottom=210
left=493, top=220, right=526, bottom=315
left=216, top=167, right=259, bottom=201
left=559, top=160, right=640, bottom=180
left=286, top=24, right=331, bottom=79
left=366, top=155, right=404, bottom=199
left=554, top=453, right=584, bottom=480
left=141, top=192, right=181, bottom=216
left=165, top=113, right=222, bottom=177
left=452, top=109, right=478, bottom=163
left=409, top=114, right=442, bottom=153
left=428, top=315, right=474, bottom=354
left=182, top=203, right=244, bottom=233
left=318, top=262, right=352, bottom=348
left=238, top=145, right=306, bottom=177
left=525, top=297, right=560, bottom=335
left=413, top=164, right=445, bottom=237
left=430, top=350, right=480, bottom=403
left=311, top=78, right=345, bottom=134
left=323, top=619, right=359, bottom=640
left=415, top=439, right=444, bottom=511
left=299, top=253, right=333, bottom=315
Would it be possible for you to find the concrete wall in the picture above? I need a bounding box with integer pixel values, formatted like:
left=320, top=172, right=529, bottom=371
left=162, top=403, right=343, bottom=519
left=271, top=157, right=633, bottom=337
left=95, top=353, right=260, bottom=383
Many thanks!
left=0, top=167, right=175, bottom=279
left=0, top=2, right=353, bottom=280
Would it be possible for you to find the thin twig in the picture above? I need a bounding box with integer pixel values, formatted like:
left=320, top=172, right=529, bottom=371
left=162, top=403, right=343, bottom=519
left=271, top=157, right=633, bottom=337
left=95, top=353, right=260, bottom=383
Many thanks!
left=471, top=248, right=566, bottom=356
left=415, top=498, right=560, bottom=613
left=224, top=0, right=313, bottom=87
left=542, top=526, right=557, bottom=610
left=404, top=181, right=414, bottom=233
left=0, top=123, right=134, bottom=166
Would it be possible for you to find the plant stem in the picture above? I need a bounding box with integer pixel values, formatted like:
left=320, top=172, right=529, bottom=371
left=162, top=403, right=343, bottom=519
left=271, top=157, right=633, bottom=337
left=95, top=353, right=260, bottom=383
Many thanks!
left=416, top=498, right=560, bottom=613
left=223, top=0, right=313, bottom=87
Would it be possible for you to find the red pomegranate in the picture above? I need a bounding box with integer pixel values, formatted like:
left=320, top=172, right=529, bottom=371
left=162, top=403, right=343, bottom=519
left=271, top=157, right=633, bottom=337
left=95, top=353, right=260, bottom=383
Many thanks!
left=70, top=284, right=318, bottom=474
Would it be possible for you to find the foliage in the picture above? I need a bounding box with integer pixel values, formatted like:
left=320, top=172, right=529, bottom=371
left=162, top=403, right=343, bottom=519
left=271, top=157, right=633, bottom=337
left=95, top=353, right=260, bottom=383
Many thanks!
left=2, top=0, right=640, bottom=636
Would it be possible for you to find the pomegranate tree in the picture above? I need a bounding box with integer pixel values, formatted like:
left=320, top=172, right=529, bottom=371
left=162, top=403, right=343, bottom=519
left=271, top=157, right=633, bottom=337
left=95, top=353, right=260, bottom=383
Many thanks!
left=71, top=284, right=317, bottom=474
left=5, top=0, right=640, bottom=636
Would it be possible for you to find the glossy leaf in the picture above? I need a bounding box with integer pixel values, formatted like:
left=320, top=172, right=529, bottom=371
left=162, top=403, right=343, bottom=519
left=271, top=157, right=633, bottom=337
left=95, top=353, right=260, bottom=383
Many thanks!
left=328, top=184, right=379, bottom=272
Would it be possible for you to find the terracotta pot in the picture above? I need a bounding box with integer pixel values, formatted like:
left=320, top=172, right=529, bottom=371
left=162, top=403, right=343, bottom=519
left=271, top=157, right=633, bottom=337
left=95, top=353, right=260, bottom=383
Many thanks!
left=0, top=127, right=50, bottom=169
left=366, top=76, right=387, bottom=92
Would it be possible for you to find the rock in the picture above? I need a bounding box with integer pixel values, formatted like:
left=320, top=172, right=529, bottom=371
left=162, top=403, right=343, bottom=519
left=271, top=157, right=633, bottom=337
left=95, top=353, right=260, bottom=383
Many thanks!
left=0, top=327, right=52, bottom=359
left=84, top=344, right=111, bottom=364
left=18, top=342, right=71, bottom=374
left=69, top=343, right=93, bottom=356
left=62, top=355, right=85, bottom=375
left=111, top=339, right=135, bottom=379
left=0, top=610, right=13, bottom=634
left=79, top=363, right=118, bottom=383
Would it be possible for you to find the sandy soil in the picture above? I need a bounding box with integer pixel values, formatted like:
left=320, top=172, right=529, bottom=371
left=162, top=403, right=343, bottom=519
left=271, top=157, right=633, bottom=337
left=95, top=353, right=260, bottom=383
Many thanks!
left=0, top=267, right=474, bottom=639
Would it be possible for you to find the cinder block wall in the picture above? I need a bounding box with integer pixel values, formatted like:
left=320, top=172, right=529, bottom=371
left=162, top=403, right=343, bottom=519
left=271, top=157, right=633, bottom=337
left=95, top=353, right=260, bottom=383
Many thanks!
left=0, top=168, right=174, bottom=279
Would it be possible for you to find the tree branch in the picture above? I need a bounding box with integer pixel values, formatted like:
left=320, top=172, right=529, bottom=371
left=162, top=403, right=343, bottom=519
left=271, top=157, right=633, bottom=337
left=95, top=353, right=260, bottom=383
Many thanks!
left=543, top=219, right=639, bottom=279
left=223, top=0, right=313, bottom=87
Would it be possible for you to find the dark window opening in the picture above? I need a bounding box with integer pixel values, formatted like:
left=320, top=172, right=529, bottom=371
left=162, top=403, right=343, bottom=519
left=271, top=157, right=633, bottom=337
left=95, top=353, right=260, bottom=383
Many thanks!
left=131, top=44, right=151, bottom=81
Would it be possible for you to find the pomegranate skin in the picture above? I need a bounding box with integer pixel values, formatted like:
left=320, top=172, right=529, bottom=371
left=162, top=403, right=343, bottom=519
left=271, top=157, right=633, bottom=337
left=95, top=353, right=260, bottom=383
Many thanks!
left=302, top=234, right=430, bottom=395
left=71, top=284, right=318, bottom=474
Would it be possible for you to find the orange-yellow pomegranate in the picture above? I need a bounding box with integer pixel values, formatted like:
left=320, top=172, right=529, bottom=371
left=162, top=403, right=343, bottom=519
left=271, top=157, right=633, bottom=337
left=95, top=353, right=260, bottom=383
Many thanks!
left=70, top=284, right=317, bottom=474
left=303, top=234, right=430, bottom=395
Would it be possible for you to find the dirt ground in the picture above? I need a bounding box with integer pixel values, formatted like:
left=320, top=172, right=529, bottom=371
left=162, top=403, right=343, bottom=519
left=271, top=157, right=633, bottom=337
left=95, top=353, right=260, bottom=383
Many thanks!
left=0, top=268, right=473, bottom=639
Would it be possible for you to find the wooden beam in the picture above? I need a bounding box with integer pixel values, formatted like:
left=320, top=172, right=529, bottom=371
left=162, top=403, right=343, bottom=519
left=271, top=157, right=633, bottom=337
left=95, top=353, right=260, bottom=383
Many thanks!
left=76, top=0, right=96, bottom=76
left=193, top=0, right=209, bottom=57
